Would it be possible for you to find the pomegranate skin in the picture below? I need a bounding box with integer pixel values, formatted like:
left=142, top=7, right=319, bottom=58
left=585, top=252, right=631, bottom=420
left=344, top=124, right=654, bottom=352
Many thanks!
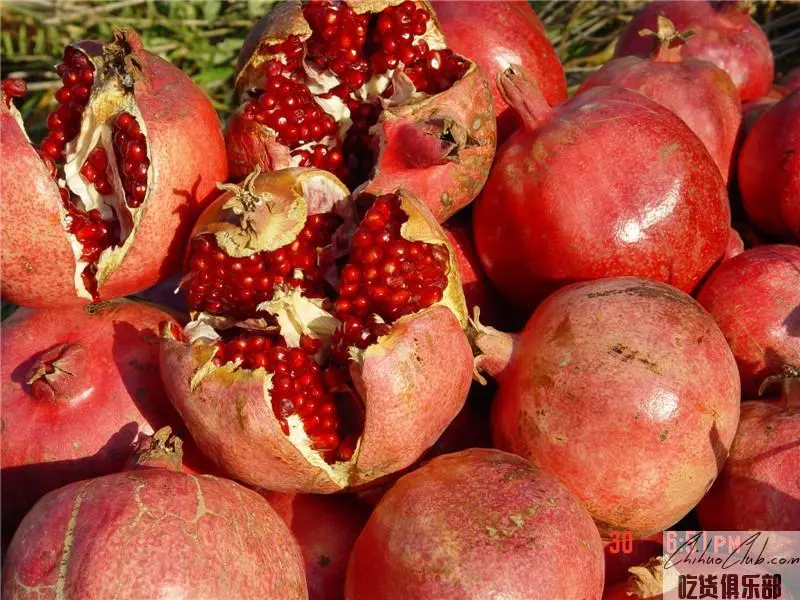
left=161, top=305, right=473, bottom=493
left=474, top=84, right=730, bottom=311
left=696, top=245, right=800, bottom=398
left=578, top=47, right=741, bottom=182
left=2, top=468, right=308, bottom=599
left=264, top=493, right=370, bottom=600
left=615, top=1, right=774, bottom=102
left=0, top=300, right=189, bottom=539
left=696, top=394, right=800, bottom=530
left=345, top=449, right=605, bottom=600
left=1, top=37, right=227, bottom=308
left=783, top=68, right=800, bottom=92
left=431, top=0, right=567, bottom=143
left=490, top=277, right=741, bottom=537
left=738, top=91, right=800, bottom=241
left=723, top=227, right=744, bottom=262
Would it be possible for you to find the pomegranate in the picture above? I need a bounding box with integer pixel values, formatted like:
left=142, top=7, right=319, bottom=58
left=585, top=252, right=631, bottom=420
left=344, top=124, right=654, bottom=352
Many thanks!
left=697, top=367, right=800, bottom=530
left=2, top=428, right=308, bottom=599
left=697, top=245, right=800, bottom=399
left=615, top=1, right=774, bottom=102
left=264, top=492, right=370, bottom=600
left=0, top=30, right=227, bottom=308
left=473, top=68, right=730, bottom=311
left=723, top=227, right=744, bottom=261
left=345, top=448, right=604, bottom=599
left=603, top=558, right=676, bottom=600
left=227, top=0, right=496, bottom=223
left=431, top=0, right=567, bottom=143
left=604, top=533, right=663, bottom=588
left=442, top=210, right=514, bottom=330
left=0, top=299, right=199, bottom=542
left=476, top=277, right=741, bottom=537
left=160, top=168, right=473, bottom=493
left=579, top=16, right=741, bottom=182
left=738, top=91, right=800, bottom=241
left=740, top=96, right=779, bottom=138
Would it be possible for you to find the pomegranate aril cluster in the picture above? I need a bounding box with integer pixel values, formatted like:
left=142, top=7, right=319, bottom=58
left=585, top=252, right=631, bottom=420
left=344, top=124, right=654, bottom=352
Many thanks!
left=367, top=1, right=431, bottom=74
left=331, top=193, right=449, bottom=361
left=213, top=334, right=343, bottom=454
left=80, top=147, right=113, bottom=196
left=113, top=112, right=149, bottom=207
left=41, top=48, right=95, bottom=163
left=185, top=213, right=342, bottom=318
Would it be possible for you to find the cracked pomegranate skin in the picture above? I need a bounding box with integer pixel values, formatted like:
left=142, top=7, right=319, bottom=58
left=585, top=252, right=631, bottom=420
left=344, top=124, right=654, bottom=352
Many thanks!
left=697, top=245, right=800, bottom=399
left=696, top=395, right=800, bottom=531
left=738, top=91, right=800, bottom=242
left=2, top=468, right=308, bottom=599
left=615, top=1, right=774, bottom=102
left=345, top=448, right=604, bottom=600
left=578, top=47, right=741, bottom=182
left=0, top=300, right=195, bottom=542
left=0, top=38, right=228, bottom=308
left=473, top=85, right=730, bottom=312
left=490, top=277, right=740, bottom=537
left=431, top=0, right=567, bottom=143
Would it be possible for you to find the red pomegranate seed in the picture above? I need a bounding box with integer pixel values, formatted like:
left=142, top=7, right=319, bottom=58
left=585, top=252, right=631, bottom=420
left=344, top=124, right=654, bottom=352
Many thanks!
left=111, top=112, right=149, bottom=208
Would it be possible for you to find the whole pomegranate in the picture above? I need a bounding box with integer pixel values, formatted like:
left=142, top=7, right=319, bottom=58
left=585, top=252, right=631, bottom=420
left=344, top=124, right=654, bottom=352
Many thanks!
left=697, top=245, right=800, bottom=398
left=431, top=0, right=566, bottom=143
left=0, top=299, right=194, bottom=541
left=473, top=68, right=730, bottom=311
left=738, top=91, right=800, bottom=241
left=227, top=0, right=496, bottom=223
left=442, top=210, right=514, bottom=330
left=160, top=168, right=473, bottom=493
left=697, top=367, right=800, bottom=530
left=579, top=16, right=741, bottom=182
left=264, top=492, right=370, bottom=600
left=478, top=277, right=741, bottom=537
left=0, top=30, right=227, bottom=308
left=345, top=448, right=605, bottom=600
left=603, top=558, right=676, bottom=600
left=615, top=1, right=774, bottom=102
left=2, top=429, right=308, bottom=599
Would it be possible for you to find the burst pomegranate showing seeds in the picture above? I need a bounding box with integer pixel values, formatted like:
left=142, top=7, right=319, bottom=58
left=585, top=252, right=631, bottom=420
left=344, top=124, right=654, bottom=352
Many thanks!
left=0, top=30, right=227, bottom=308
left=478, top=277, right=741, bottom=537
left=160, top=168, right=473, bottom=493
left=2, top=429, right=309, bottom=600
left=0, top=300, right=195, bottom=544
left=473, top=68, right=730, bottom=311
left=227, top=0, right=496, bottom=223
left=345, top=449, right=605, bottom=600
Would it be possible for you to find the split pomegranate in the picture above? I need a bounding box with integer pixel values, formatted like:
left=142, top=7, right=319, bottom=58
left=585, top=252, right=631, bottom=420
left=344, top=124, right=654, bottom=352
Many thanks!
left=431, top=0, right=567, bottom=143
left=697, top=245, right=800, bottom=399
left=579, top=16, right=741, bottom=182
left=738, top=91, right=800, bottom=242
left=160, top=168, right=473, bottom=493
left=263, top=492, right=370, bottom=600
left=477, top=277, right=740, bottom=536
left=2, top=429, right=308, bottom=599
left=615, top=0, right=774, bottom=102
left=345, top=448, right=605, bottom=599
left=697, top=367, right=800, bottom=530
left=227, top=0, right=496, bottom=222
left=473, top=68, right=730, bottom=311
left=0, top=299, right=202, bottom=544
left=603, top=558, right=676, bottom=600
left=0, top=30, right=227, bottom=308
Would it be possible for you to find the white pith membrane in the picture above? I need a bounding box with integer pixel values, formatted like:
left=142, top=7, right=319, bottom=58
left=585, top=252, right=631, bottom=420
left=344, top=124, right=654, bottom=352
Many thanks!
left=169, top=170, right=466, bottom=485
left=233, top=0, right=475, bottom=177
left=51, top=37, right=152, bottom=300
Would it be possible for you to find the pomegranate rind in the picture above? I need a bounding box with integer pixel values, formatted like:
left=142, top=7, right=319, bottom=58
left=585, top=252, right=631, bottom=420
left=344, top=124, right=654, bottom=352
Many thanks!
left=2, top=469, right=308, bottom=599
left=344, top=448, right=605, bottom=599
left=491, top=277, right=740, bottom=537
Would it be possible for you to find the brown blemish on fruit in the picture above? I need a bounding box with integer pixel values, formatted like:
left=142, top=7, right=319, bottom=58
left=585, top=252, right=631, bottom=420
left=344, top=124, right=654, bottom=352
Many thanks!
left=550, top=315, right=575, bottom=345
left=609, top=343, right=662, bottom=374
left=235, top=396, right=248, bottom=430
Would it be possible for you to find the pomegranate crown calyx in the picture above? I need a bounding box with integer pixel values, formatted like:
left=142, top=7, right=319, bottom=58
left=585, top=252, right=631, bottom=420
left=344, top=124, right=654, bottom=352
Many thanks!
left=129, top=426, right=184, bottom=472
left=102, top=29, right=145, bottom=89
left=758, top=365, right=800, bottom=408
left=638, top=16, right=695, bottom=60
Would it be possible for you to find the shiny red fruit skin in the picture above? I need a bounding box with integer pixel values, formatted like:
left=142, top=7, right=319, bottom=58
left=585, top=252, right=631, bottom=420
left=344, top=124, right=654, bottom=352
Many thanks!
left=738, top=91, right=800, bottom=241
left=432, top=0, right=567, bottom=143
left=615, top=1, right=774, bottom=102
left=697, top=245, right=800, bottom=398
left=474, top=86, right=730, bottom=311
left=1, top=38, right=228, bottom=307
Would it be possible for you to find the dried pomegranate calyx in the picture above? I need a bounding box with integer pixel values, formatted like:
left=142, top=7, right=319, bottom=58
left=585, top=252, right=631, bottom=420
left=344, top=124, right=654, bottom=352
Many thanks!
left=257, top=285, right=340, bottom=354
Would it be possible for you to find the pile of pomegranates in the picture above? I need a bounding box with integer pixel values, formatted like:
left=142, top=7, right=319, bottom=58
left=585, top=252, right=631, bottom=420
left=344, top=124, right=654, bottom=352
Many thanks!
left=1, top=1, right=797, bottom=598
